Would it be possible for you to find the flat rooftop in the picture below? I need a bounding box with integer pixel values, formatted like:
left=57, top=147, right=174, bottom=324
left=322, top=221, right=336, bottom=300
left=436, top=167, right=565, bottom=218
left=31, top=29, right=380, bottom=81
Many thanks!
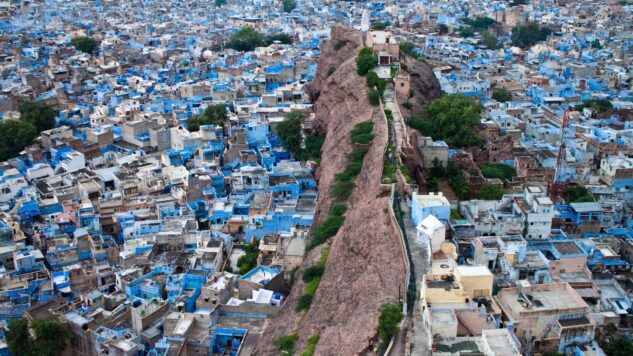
left=496, top=283, right=587, bottom=316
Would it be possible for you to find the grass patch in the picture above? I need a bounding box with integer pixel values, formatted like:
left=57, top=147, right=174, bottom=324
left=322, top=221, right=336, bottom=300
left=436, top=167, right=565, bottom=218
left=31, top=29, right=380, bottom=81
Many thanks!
left=300, top=335, right=320, bottom=356
left=479, top=163, right=515, bottom=181
left=274, top=333, right=299, bottom=355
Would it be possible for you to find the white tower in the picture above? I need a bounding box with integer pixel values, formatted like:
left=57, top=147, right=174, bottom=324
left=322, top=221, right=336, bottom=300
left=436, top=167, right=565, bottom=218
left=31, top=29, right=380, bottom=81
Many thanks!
left=416, top=215, right=445, bottom=254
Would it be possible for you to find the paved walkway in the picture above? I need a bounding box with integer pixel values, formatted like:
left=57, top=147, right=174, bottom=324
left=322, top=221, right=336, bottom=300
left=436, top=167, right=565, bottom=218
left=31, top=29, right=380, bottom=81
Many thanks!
left=401, top=198, right=431, bottom=356
left=383, top=84, right=407, bottom=152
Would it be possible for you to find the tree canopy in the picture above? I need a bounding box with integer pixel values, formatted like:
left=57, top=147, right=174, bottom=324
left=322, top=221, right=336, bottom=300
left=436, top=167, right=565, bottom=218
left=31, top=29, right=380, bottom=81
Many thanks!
left=409, top=94, right=483, bottom=147
left=0, top=101, right=57, bottom=161
left=225, top=27, right=293, bottom=51
left=463, top=17, right=495, bottom=30
left=214, top=0, right=226, bottom=6
left=276, top=111, right=304, bottom=156
left=377, top=302, right=403, bottom=347
left=20, top=101, right=57, bottom=133
left=511, top=23, right=552, bottom=48
left=492, top=87, right=512, bottom=102
left=70, top=36, right=98, bottom=54
left=187, top=104, right=228, bottom=132
left=356, top=47, right=377, bottom=76
left=281, top=0, right=296, bottom=13
left=7, top=318, right=70, bottom=356
left=225, top=27, right=265, bottom=51
left=477, top=184, right=505, bottom=200
left=481, top=31, right=501, bottom=49
left=575, top=99, right=613, bottom=113
left=598, top=335, right=633, bottom=356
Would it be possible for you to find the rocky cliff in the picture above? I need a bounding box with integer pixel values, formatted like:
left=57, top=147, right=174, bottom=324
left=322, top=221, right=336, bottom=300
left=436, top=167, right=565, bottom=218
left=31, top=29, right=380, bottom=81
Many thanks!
left=255, top=26, right=437, bottom=355
left=397, top=53, right=442, bottom=118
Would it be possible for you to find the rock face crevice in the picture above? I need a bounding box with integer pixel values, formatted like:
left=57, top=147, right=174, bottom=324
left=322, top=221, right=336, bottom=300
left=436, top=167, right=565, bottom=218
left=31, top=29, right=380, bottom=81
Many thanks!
left=255, top=26, right=438, bottom=355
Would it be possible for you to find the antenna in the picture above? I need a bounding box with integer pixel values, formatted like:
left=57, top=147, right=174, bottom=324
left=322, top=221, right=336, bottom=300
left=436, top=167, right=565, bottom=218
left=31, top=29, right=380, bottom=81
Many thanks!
left=549, top=111, right=570, bottom=202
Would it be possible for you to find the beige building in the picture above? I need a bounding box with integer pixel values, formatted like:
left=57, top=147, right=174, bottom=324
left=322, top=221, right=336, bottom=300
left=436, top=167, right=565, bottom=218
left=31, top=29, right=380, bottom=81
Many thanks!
left=494, top=281, right=594, bottom=354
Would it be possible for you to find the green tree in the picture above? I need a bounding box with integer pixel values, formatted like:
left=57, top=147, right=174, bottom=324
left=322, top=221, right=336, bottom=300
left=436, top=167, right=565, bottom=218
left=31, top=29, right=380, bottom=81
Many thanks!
left=458, top=26, right=475, bottom=38
left=598, top=335, right=633, bottom=356
left=481, top=31, right=501, bottom=49
left=7, top=319, right=30, bottom=356
left=575, top=99, right=613, bottom=113
left=409, top=94, right=482, bottom=147
left=430, top=157, right=447, bottom=177
left=491, top=87, right=512, bottom=102
left=70, top=36, right=98, bottom=54
left=464, top=17, right=495, bottom=31
left=214, top=0, right=226, bottom=6
left=225, top=26, right=265, bottom=52
left=371, top=22, right=389, bottom=30
left=188, top=104, right=228, bottom=132
left=19, top=101, right=57, bottom=133
left=265, top=33, right=294, bottom=45
left=356, top=48, right=377, bottom=76
left=477, top=184, right=504, bottom=200
left=7, top=318, right=70, bottom=356
left=590, top=39, right=602, bottom=49
left=276, top=111, right=304, bottom=157
left=439, top=24, right=449, bottom=35
left=281, top=0, right=296, bottom=13
left=511, top=23, right=552, bottom=48
left=378, top=303, right=403, bottom=347
left=0, top=119, right=38, bottom=161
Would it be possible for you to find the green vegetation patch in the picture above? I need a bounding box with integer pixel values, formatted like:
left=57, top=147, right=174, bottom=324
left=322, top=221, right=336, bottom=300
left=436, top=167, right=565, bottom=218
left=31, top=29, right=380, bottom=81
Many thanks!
left=377, top=302, right=403, bottom=350
left=7, top=318, right=70, bottom=356
left=71, top=36, right=98, bottom=53
left=237, top=240, right=260, bottom=274
left=274, top=333, right=299, bottom=355
left=563, top=187, right=595, bottom=203
left=188, top=104, right=228, bottom=131
left=479, top=163, right=516, bottom=181
left=511, top=22, right=552, bottom=48
left=301, top=335, right=320, bottom=356
left=574, top=99, right=613, bottom=113
left=356, top=47, right=377, bottom=76
left=409, top=94, right=482, bottom=147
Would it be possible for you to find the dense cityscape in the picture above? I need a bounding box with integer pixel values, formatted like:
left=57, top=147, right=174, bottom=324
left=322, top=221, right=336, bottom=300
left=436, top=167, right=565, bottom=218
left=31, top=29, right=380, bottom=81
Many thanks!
left=0, top=0, right=632, bottom=355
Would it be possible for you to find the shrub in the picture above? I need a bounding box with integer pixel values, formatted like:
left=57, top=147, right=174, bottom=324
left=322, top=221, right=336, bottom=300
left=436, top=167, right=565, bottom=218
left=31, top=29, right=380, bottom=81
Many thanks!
left=296, top=294, right=314, bottom=311
left=329, top=204, right=347, bottom=217
left=301, top=335, right=320, bottom=356
left=274, top=333, right=299, bottom=355
left=327, top=66, right=336, bottom=77
left=368, top=88, right=381, bottom=106
left=302, top=135, right=325, bottom=161
left=378, top=303, right=403, bottom=347
left=330, top=181, right=356, bottom=199
left=225, top=26, right=266, bottom=51
left=350, top=121, right=375, bottom=144
left=334, top=41, right=346, bottom=51
left=307, top=214, right=344, bottom=250
left=356, top=47, right=377, bottom=76
left=302, top=265, right=325, bottom=282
